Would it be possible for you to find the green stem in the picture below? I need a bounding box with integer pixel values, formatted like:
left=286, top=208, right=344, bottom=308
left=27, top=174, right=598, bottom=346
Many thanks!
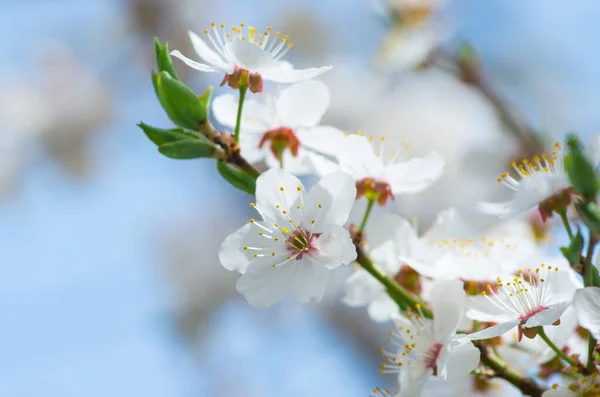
left=538, top=327, right=576, bottom=367
left=583, top=232, right=598, bottom=373
left=358, top=198, right=375, bottom=234
left=234, top=85, right=248, bottom=143
left=559, top=210, right=574, bottom=241
left=279, top=156, right=284, bottom=169
left=355, top=246, right=432, bottom=318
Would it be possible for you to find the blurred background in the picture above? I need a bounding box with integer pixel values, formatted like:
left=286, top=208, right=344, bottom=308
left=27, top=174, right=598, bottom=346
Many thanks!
left=2, top=0, right=600, bottom=396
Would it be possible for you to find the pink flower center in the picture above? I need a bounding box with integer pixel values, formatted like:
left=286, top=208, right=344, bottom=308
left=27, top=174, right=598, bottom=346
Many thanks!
left=258, top=127, right=301, bottom=161
left=356, top=177, right=394, bottom=205
left=518, top=305, right=548, bottom=323
left=423, top=342, right=443, bottom=371
left=285, top=229, right=320, bottom=260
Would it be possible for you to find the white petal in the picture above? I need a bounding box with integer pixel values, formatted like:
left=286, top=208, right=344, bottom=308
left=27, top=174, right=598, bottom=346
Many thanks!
left=239, top=134, right=266, bottom=164
left=523, top=300, right=572, bottom=328
left=236, top=261, right=296, bottom=307
left=337, top=134, right=385, bottom=180
left=367, top=296, right=400, bottom=322
left=467, top=320, right=520, bottom=340
left=477, top=200, right=515, bottom=217
left=261, top=65, right=333, bottom=84
left=225, top=40, right=279, bottom=71
left=255, top=168, right=304, bottom=224
left=384, top=151, right=444, bottom=194
left=436, top=336, right=480, bottom=380
left=170, top=50, right=222, bottom=72
left=292, top=260, right=329, bottom=303
left=431, top=279, right=465, bottom=341
left=365, top=212, right=417, bottom=262
left=303, top=151, right=341, bottom=177
left=573, top=287, right=600, bottom=340
left=276, top=80, right=330, bottom=128
left=399, top=364, right=431, bottom=397
left=212, top=94, right=271, bottom=132
left=304, top=171, right=356, bottom=231
left=188, top=30, right=229, bottom=69
left=310, top=224, right=356, bottom=269
left=299, top=126, right=346, bottom=157
left=218, top=222, right=278, bottom=273
left=343, top=270, right=381, bottom=306
left=465, top=295, right=519, bottom=323
left=424, top=207, right=475, bottom=241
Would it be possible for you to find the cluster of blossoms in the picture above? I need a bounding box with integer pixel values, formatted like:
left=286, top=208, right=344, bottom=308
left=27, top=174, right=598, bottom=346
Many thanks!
left=141, top=15, right=600, bottom=397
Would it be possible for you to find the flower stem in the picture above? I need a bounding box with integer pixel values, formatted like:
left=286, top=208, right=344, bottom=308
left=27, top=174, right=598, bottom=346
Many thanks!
left=559, top=210, right=574, bottom=240
left=538, top=327, right=576, bottom=367
left=354, top=245, right=432, bottom=318
left=583, top=232, right=598, bottom=373
left=234, top=85, right=248, bottom=143
left=279, top=156, right=284, bottom=169
left=358, top=198, right=375, bottom=234
left=476, top=342, right=544, bottom=397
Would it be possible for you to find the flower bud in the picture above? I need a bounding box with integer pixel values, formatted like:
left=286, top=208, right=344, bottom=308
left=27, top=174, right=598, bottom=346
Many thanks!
left=152, top=71, right=208, bottom=130
left=565, top=135, right=599, bottom=201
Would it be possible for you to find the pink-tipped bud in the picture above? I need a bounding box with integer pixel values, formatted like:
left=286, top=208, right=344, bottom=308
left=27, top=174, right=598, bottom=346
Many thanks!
left=356, top=178, right=394, bottom=205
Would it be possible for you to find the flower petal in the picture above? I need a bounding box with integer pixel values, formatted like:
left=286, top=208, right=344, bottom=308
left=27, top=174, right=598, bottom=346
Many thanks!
left=337, top=134, right=385, bottom=180
left=431, top=279, right=465, bottom=341
left=436, top=336, right=480, bottom=380
left=212, top=93, right=271, bottom=132
left=188, top=30, right=229, bottom=69
left=465, top=295, right=518, bottom=323
left=255, top=168, right=304, bottom=224
left=467, top=320, right=520, bottom=340
left=261, top=65, right=333, bottom=84
left=523, top=300, right=572, bottom=328
left=236, top=261, right=296, bottom=307
left=303, top=151, right=340, bottom=177
left=292, top=260, right=329, bottom=303
left=218, top=222, right=279, bottom=273
left=399, top=364, right=431, bottom=397
left=573, top=287, right=600, bottom=340
left=170, top=50, right=221, bottom=72
left=367, top=296, right=400, bottom=322
left=276, top=80, right=330, bottom=128
left=384, top=150, right=444, bottom=194
left=225, top=40, right=279, bottom=71
left=299, top=126, right=346, bottom=157
left=365, top=212, right=417, bottom=265
left=310, top=224, right=356, bottom=269
left=303, top=171, right=356, bottom=231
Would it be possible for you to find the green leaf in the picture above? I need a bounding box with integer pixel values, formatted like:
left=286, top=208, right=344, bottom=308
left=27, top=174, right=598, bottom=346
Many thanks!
left=565, top=134, right=599, bottom=201
left=158, top=139, right=217, bottom=159
left=153, top=71, right=208, bottom=130
left=560, top=229, right=584, bottom=265
left=199, top=86, right=214, bottom=108
left=216, top=161, right=256, bottom=195
left=154, top=37, right=180, bottom=80
left=137, top=122, right=198, bottom=146
left=576, top=202, right=600, bottom=234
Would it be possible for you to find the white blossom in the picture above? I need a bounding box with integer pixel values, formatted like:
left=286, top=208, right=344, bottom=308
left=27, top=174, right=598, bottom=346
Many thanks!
left=218, top=169, right=356, bottom=307
left=479, top=136, right=600, bottom=218
left=380, top=280, right=479, bottom=396
left=212, top=80, right=343, bottom=175
left=171, top=23, right=332, bottom=90
left=337, top=133, right=444, bottom=205
left=543, top=376, right=600, bottom=396
left=466, top=265, right=573, bottom=341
